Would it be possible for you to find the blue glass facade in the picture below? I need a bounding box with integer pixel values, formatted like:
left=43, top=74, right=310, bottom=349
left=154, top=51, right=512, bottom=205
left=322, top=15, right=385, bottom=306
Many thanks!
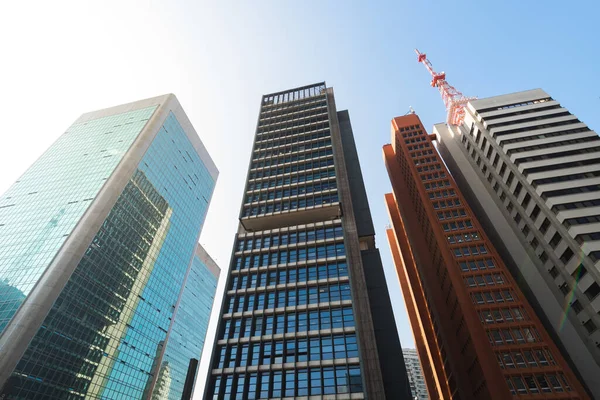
left=0, top=106, right=157, bottom=333
left=155, top=247, right=219, bottom=399
left=0, top=99, right=220, bottom=400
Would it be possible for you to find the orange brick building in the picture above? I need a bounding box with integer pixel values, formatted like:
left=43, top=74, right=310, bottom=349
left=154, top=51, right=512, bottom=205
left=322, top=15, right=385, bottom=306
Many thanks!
left=383, top=114, right=590, bottom=399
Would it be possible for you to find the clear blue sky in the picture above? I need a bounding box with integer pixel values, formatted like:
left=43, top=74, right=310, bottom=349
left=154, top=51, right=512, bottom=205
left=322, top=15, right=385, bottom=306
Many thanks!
left=0, top=1, right=598, bottom=397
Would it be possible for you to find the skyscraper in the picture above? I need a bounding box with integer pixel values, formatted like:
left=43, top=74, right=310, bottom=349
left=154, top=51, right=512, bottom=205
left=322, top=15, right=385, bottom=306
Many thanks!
left=402, top=348, right=429, bottom=400
left=384, top=113, right=590, bottom=399
left=205, top=83, right=412, bottom=399
left=0, top=94, right=221, bottom=400
left=434, top=88, right=600, bottom=395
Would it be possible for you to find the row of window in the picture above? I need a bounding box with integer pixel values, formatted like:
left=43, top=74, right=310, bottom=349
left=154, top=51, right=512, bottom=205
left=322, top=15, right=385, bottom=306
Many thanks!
left=472, top=290, right=516, bottom=305
left=465, top=273, right=505, bottom=287
left=256, top=121, right=331, bottom=144
left=421, top=171, right=447, bottom=181
left=252, top=140, right=332, bottom=161
left=525, top=156, right=600, bottom=177
left=552, top=197, right=600, bottom=212
left=459, top=258, right=496, bottom=272
left=437, top=208, right=467, bottom=220
left=413, top=156, right=438, bottom=166
left=254, top=128, right=330, bottom=149
left=250, top=148, right=333, bottom=170
left=442, top=220, right=474, bottom=232
left=533, top=169, right=600, bottom=187
left=500, top=127, right=590, bottom=147
left=221, top=307, right=355, bottom=339
left=479, top=307, right=529, bottom=324
left=433, top=198, right=461, bottom=209
left=576, top=232, right=600, bottom=244
left=493, top=118, right=578, bottom=139
left=216, top=334, right=359, bottom=368
left=225, top=283, right=352, bottom=313
left=261, top=87, right=324, bottom=107
left=447, top=232, right=481, bottom=244
left=410, top=149, right=434, bottom=158
left=211, top=365, right=362, bottom=399
left=506, top=134, right=599, bottom=155
left=247, top=168, right=336, bottom=190
left=407, top=142, right=430, bottom=151
left=259, top=97, right=325, bottom=120
left=257, top=113, right=329, bottom=135
left=480, top=97, right=552, bottom=115
left=425, top=180, right=452, bottom=191
left=236, top=225, right=343, bottom=251
left=416, top=163, right=442, bottom=173
left=232, top=243, right=346, bottom=270
left=400, top=125, right=423, bottom=134
left=506, top=373, right=572, bottom=396
left=453, top=245, right=488, bottom=258
left=244, top=179, right=337, bottom=204
left=490, top=111, right=571, bottom=130
left=248, top=158, right=334, bottom=180
left=428, top=189, right=457, bottom=200
left=487, top=326, right=541, bottom=345
left=258, top=107, right=327, bottom=129
left=515, top=146, right=600, bottom=166
left=241, top=193, right=339, bottom=217
left=497, top=348, right=555, bottom=370
left=258, top=109, right=329, bottom=134
left=230, top=262, right=348, bottom=290
left=542, top=183, right=600, bottom=201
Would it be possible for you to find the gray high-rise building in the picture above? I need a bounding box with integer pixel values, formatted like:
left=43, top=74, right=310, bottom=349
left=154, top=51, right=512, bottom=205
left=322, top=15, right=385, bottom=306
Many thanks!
left=402, top=349, right=428, bottom=400
left=0, top=95, right=221, bottom=399
left=204, top=83, right=412, bottom=399
left=435, top=88, right=600, bottom=395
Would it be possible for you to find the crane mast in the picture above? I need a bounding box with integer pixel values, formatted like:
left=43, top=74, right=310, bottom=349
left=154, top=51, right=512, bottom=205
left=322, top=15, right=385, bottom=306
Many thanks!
left=415, top=49, right=476, bottom=126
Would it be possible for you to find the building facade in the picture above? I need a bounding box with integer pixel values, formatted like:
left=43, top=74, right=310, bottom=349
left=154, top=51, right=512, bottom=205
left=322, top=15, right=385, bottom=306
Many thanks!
left=402, top=348, right=429, bottom=400
left=435, top=89, right=600, bottom=395
left=204, top=83, right=412, bottom=399
left=0, top=95, right=220, bottom=400
left=384, top=113, right=590, bottom=399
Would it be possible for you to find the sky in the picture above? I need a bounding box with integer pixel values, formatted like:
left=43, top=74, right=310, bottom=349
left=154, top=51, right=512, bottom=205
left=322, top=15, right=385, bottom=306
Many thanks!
left=0, top=1, right=599, bottom=398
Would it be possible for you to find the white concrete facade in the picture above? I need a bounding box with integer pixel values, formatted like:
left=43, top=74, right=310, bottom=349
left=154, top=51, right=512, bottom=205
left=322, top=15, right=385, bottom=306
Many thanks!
left=435, top=89, right=600, bottom=396
left=402, top=348, right=428, bottom=400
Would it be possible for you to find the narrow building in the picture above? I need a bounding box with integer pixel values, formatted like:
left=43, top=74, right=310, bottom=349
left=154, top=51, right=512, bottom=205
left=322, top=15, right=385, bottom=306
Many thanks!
left=402, top=348, right=429, bottom=400
left=384, top=113, right=590, bottom=399
left=204, top=83, right=412, bottom=399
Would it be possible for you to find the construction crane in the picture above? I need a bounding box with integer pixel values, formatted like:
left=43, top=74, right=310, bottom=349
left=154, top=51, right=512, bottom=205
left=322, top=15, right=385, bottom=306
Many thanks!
left=415, top=49, right=476, bottom=126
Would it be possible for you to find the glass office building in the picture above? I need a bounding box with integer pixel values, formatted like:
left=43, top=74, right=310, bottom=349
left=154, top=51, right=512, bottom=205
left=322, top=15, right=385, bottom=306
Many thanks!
left=0, top=95, right=220, bottom=400
left=205, top=83, right=412, bottom=399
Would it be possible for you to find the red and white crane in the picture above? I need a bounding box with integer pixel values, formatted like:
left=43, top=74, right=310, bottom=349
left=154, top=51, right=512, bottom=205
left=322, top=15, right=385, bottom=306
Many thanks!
left=415, top=49, right=476, bottom=126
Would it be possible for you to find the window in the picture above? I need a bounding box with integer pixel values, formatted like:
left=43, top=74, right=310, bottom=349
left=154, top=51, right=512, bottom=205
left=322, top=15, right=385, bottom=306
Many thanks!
left=584, top=319, right=597, bottom=334
left=540, top=218, right=550, bottom=233
left=506, top=172, right=514, bottom=186
left=584, top=282, right=600, bottom=300
left=522, top=193, right=531, bottom=207
left=530, top=205, right=540, bottom=220
left=560, top=248, right=574, bottom=264
left=571, top=300, right=583, bottom=314
left=549, top=232, right=561, bottom=249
